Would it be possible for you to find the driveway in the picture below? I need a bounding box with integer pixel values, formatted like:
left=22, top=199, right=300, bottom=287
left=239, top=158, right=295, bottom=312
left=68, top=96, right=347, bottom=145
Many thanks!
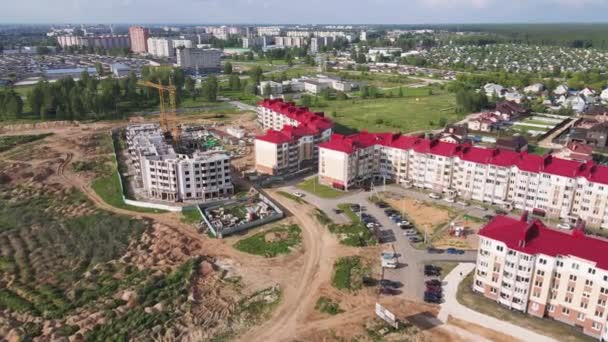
left=279, top=183, right=477, bottom=300
left=439, top=263, right=557, bottom=342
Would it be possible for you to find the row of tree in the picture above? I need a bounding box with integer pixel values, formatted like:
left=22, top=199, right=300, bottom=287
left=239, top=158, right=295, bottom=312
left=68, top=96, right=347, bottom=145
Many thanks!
left=0, top=89, right=24, bottom=119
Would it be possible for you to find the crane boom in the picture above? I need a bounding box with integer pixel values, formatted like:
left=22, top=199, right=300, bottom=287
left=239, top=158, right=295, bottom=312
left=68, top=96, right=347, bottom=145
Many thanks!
left=137, top=80, right=180, bottom=140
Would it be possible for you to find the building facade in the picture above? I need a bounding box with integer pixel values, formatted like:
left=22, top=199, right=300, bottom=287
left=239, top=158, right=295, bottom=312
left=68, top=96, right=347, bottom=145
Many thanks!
left=126, top=124, right=233, bottom=202
left=176, top=48, right=221, bottom=71
left=57, top=35, right=130, bottom=49
left=476, top=214, right=608, bottom=340
left=129, top=26, right=149, bottom=53
left=318, top=132, right=608, bottom=229
left=147, top=37, right=174, bottom=57
left=255, top=99, right=333, bottom=176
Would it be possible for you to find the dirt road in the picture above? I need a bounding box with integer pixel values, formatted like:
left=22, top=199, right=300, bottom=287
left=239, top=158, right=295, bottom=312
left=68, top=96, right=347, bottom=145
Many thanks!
left=238, top=190, right=341, bottom=342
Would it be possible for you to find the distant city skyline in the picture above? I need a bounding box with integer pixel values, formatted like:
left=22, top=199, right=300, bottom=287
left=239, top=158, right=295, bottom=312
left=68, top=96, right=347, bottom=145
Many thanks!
left=3, top=0, right=608, bottom=25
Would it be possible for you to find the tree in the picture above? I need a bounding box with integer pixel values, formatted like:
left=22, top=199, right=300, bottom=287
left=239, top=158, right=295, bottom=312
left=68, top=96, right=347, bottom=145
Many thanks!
left=360, top=85, right=370, bottom=99
left=336, top=91, right=348, bottom=100
left=228, top=74, right=241, bottom=91
left=95, top=62, right=104, bottom=77
left=202, top=76, right=218, bottom=102
left=0, top=90, right=23, bottom=119
left=223, top=62, right=233, bottom=75
left=263, top=83, right=272, bottom=96
left=398, top=87, right=404, bottom=97
left=249, top=66, right=264, bottom=86
left=185, top=77, right=196, bottom=99
left=300, top=95, right=312, bottom=107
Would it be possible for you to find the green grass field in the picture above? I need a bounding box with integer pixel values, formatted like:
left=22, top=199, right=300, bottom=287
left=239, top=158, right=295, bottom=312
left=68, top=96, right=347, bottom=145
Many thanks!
left=332, top=256, right=367, bottom=291
left=91, top=170, right=167, bottom=214
left=0, top=134, right=52, bottom=153
left=312, top=90, right=461, bottom=134
left=181, top=207, right=203, bottom=225
left=296, top=177, right=345, bottom=199
left=234, top=224, right=301, bottom=258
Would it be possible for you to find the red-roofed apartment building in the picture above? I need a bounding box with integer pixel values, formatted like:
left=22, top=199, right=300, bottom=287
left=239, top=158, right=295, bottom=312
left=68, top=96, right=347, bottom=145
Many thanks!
left=255, top=99, right=333, bottom=175
left=476, top=214, right=608, bottom=340
left=319, top=132, right=608, bottom=229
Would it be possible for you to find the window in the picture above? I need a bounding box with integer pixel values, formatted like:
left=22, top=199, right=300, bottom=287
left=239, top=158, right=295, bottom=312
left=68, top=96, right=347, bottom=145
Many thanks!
left=588, top=268, right=596, bottom=275
left=586, top=280, right=594, bottom=287
left=548, top=304, right=555, bottom=312
left=570, top=275, right=578, bottom=281
left=595, top=310, right=604, bottom=318
left=562, top=307, right=570, bottom=315
left=578, top=313, right=586, bottom=321
left=592, top=322, right=602, bottom=330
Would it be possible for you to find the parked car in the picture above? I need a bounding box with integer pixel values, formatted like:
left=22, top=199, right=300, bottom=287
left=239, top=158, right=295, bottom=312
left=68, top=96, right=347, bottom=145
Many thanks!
left=426, top=284, right=442, bottom=293
left=380, top=287, right=401, bottom=296
left=410, top=237, right=423, bottom=243
left=380, top=279, right=403, bottom=288
left=425, top=265, right=441, bottom=277
left=376, top=201, right=389, bottom=208
left=424, top=292, right=441, bottom=303
left=426, top=279, right=442, bottom=286
left=293, top=192, right=305, bottom=198
left=557, top=222, right=572, bottom=230
left=483, top=214, right=495, bottom=221
left=427, top=248, right=444, bottom=254
left=444, top=197, right=455, bottom=203
left=399, top=220, right=411, bottom=226
left=333, top=208, right=343, bottom=214
left=446, top=248, right=465, bottom=255
left=429, top=193, right=441, bottom=200
left=456, top=200, right=468, bottom=206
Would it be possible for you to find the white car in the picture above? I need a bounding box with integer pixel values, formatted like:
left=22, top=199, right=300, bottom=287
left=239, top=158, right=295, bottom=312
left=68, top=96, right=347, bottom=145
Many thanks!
left=293, top=192, right=305, bottom=198
left=557, top=222, right=572, bottom=230
left=429, top=193, right=441, bottom=200
left=456, top=200, right=468, bottom=206
left=444, top=197, right=455, bottom=203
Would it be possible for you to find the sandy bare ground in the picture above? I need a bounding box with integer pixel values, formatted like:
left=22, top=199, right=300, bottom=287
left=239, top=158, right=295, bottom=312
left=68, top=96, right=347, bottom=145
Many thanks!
left=385, top=197, right=451, bottom=234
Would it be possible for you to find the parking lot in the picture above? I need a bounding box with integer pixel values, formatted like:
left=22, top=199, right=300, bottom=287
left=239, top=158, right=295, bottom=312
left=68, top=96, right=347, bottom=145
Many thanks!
left=281, top=183, right=477, bottom=300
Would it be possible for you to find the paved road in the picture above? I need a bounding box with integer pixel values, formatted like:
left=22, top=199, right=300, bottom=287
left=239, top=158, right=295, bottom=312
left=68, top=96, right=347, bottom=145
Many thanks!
left=439, top=263, right=557, bottom=342
left=280, top=182, right=478, bottom=300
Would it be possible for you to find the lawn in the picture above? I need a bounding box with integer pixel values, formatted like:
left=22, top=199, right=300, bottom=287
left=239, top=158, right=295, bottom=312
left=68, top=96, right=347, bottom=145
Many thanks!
left=458, top=272, right=594, bottom=342
left=332, top=256, right=368, bottom=291
left=328, top=204, right=377, bottom=247
left=311, top=89, right=462, bottom=134
left=91, top=169, right=167, bottom=214
left=181, top=207, right=203, bottom=225
left=296, top=177, right=345, bottom=199
left=234, top=224, right=301, bottom=258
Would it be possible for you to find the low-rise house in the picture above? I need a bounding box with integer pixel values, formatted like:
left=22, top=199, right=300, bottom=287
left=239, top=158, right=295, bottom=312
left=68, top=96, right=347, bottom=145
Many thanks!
left=601, top=88, right=608, bottom=103
left=504, top=90, right=524, bottom=104
left=563, top=141, right=593, bottom=162
left=561, top=95, right=587, bottom=113
left=569, top=121, right=608, bottom=148
left=554, top=84, right=570, bottom=96
left=495, top=135, right=528, bottom=152
left=259, top=81, right=284, bottom=96
left=495, top=101, right=529, bottom=120
left=582, top=105, right=608, bottom=122
left=484, top=83, right=505, bottom=98
left=524, top=83, right=545, bottom=94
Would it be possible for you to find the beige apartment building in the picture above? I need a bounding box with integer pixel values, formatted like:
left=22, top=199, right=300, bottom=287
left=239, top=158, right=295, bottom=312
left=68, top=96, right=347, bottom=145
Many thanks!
left=255, top=99, right=333, bottom=176
left=476, top=214, right=608, bottom=340
left=318, top=132, right=608, bottom=229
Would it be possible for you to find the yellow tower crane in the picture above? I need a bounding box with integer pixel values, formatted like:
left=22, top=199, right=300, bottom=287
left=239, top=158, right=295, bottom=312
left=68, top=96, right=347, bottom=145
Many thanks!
left=137, top=80, right=181, bottom=140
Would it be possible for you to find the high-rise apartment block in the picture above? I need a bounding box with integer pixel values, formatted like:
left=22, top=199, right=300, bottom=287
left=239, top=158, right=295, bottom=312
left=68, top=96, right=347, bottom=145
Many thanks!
left=128, top=26, right=149, bottom=53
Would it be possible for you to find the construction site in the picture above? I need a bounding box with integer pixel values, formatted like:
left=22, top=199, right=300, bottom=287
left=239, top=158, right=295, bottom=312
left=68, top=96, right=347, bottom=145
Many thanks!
left=0, top=78, right=512, bottom=341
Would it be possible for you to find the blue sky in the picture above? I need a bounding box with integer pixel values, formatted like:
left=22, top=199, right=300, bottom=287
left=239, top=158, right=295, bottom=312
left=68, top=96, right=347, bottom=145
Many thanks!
left=3, top=0, right=608, bottom=24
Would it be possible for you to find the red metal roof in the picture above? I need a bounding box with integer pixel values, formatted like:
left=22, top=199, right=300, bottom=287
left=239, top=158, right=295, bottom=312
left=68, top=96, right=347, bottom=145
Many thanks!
left=479, top=215, right=608, bottom=271
left=320, top=132, right=608, bottom=185
left=258, top=98, right=334, bottom=132
left=255, top=124, right=316, bottom=144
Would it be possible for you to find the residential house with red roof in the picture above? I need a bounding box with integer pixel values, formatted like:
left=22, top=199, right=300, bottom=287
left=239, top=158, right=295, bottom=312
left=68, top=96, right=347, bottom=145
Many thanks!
left=476, top=214, right=608, bottom=340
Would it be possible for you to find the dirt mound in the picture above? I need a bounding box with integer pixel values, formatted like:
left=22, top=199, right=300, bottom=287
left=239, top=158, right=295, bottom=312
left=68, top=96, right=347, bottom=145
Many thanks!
left=264, top=231, right=289, bottom=243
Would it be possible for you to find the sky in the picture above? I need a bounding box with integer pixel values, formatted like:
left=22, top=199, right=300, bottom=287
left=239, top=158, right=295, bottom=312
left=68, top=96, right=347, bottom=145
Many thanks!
left=3, top=0, right=608, bottom=24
